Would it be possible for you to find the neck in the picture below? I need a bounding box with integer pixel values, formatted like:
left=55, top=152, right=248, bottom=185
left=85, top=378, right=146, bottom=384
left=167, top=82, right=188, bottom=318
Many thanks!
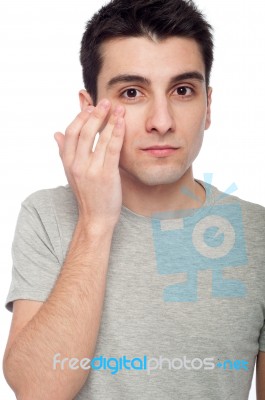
left=120, top=167, right=206, bottom=217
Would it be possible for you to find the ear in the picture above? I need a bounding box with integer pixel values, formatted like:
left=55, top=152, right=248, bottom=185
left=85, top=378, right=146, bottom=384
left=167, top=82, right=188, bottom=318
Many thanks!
left=79, top=89, right=94, bottom=111
left=205, top=87, right=212, bottom=130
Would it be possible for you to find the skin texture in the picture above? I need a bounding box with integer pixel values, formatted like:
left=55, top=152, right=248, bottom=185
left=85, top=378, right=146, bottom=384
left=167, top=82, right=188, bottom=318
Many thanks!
left=80, top=36, right=212, bottom=216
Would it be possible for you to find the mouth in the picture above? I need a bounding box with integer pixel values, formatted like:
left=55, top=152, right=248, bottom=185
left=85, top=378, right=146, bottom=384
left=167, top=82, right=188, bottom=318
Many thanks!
left=141, top=146, right=180, bottom=157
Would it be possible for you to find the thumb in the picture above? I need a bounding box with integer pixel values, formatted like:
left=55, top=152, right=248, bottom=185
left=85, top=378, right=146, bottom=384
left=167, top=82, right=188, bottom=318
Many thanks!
left=54, top=132, right=64, bottom=157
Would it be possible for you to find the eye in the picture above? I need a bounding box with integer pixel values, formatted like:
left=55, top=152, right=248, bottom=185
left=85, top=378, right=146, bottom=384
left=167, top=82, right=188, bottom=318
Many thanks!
left=175, top=86, right=194, bottom=96
left=121, top=88, right=142, bottom=100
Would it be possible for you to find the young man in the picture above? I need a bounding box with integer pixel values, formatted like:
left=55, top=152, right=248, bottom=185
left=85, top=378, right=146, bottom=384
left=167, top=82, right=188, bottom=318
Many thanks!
left=3, top=0, right=265, bottom=399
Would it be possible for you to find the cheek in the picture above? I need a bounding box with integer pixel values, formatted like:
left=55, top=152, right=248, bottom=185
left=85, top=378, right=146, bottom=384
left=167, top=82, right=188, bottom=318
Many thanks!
left=123, top=105, right=143, bottom=125
left=121, top=108, right=141, bottom=144
left=119, top=120, right=132, bottom=163
left=186, top=114, right=206, bottom=159
left=119, top=111, right=141, bottom=166
left=182, top=104, right=207, bottom=137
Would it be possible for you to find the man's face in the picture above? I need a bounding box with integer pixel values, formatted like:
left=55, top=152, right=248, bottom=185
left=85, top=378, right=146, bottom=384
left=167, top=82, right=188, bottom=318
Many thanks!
left=96, top=36, right=212, bottom=186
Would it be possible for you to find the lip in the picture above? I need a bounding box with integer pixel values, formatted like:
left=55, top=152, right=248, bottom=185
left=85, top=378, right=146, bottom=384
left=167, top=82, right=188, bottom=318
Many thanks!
left=142, top=147, right=179, bottom=157
left=143, top=145, right=178, bottom=150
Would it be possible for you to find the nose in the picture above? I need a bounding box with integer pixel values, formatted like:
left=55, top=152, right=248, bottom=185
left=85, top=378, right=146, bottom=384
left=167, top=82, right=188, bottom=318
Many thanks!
left=145, top=97, right=176, bottom=135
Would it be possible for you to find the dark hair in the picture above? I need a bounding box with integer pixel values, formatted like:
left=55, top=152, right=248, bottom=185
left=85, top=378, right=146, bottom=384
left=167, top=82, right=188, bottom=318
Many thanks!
left=80, top=0, right=214, bottom=105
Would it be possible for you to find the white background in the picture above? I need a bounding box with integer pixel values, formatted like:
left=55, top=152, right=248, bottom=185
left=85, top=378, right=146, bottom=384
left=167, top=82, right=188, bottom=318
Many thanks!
left=0, top=0, right=264, bottom=398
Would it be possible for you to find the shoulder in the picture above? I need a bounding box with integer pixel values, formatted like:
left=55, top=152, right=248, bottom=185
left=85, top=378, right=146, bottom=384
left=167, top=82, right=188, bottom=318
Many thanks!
left=208, top=182, right=265, bottom=214
left=209, top=182, right=265, bottom=231
left=19, top=184, right=78, bottom=224
left=22, top=184, right=76, bottom=209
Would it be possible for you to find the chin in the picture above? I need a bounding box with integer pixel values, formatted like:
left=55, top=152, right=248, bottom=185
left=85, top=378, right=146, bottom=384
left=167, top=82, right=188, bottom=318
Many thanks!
left=133, top=169, right=187, bottom=187
left=120, top=158, right=191, bottom=186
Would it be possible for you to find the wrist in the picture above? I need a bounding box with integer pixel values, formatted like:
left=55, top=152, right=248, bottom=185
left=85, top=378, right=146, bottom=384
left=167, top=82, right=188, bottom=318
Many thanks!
left=75, top=217, right=115, bottom=240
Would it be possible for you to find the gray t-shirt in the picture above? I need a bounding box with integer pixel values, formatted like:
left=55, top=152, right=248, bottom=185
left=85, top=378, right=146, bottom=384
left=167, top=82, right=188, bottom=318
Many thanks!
left=5, top=179, right=265, bottom=400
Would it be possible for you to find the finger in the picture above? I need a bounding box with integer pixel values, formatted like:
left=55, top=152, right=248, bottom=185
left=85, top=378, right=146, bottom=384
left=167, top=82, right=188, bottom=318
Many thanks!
left=63, top=108, right=93, bottom=167
left=53, top=132, right=65, bottom=158
left=74, top=99, right=111, bottom=165
left=103, top=116, right=125, bottom=170
left=91, top=105, right=124, bottom=167
left=54, top=132, right=65, bottom=158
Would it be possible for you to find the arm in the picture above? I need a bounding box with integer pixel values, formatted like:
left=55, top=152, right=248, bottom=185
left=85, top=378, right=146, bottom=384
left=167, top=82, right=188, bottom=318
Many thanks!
left=3, top=99, right=125, bottom=400
left=257, top=351, right=265, bottom=400
left=4, top=222, right=113, bottom=400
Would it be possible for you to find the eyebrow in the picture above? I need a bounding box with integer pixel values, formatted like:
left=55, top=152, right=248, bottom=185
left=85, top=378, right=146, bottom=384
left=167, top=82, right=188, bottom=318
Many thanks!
left=107, top=71, right=205, bottom=89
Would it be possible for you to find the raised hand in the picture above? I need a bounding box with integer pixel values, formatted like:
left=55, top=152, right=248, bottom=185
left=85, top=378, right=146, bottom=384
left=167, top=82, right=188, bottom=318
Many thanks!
left=54, top=99, right=125, bottom=229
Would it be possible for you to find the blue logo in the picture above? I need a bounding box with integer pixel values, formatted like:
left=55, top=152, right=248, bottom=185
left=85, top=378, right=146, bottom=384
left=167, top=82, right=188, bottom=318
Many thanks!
left=216, top=359, right=248, bottom=371
left=151, top=174, right=248, bottom=302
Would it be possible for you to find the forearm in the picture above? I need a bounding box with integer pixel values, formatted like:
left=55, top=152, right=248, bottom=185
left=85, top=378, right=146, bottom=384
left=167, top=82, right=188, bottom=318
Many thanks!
left=4, top=219, right=114, bottom=400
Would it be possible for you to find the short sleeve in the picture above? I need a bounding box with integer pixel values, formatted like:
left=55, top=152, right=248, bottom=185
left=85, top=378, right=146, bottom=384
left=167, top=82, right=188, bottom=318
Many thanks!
left=5, top=191, right=62, bottom=312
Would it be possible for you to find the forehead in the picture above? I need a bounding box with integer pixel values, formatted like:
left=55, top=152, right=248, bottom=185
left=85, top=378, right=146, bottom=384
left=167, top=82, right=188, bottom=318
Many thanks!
left=98, top=36, right=205, bottom=84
